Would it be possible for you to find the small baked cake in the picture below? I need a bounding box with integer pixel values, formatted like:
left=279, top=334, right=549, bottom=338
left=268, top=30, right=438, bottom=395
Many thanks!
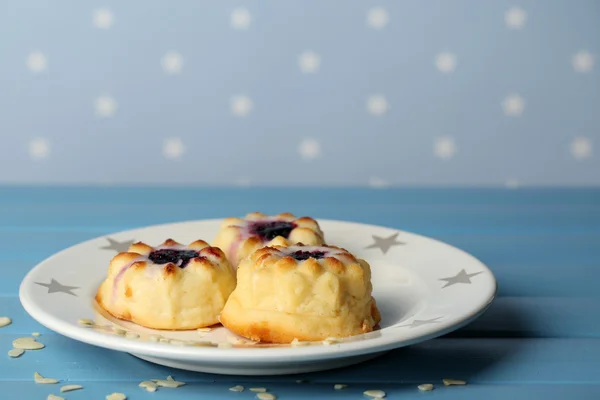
left=219, top=244, right=381, bottom=343
left=95, top=239, right=236, bottom=330
left=212, top=212, right=325, bottom=267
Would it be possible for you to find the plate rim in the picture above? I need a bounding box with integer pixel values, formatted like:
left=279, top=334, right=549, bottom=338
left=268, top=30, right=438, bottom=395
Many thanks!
left=19, top=217, right=498, bottom=363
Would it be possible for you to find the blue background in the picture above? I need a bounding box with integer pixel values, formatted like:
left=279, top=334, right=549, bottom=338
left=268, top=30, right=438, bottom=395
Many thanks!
left=0, top=0, right=598, bottom=186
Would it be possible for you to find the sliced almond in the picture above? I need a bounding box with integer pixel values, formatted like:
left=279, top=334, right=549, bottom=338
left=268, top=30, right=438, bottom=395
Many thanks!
left=0, top=316, right=12, bottom=328
left=197, top=327, right=212, bottom=332
left=8, top=348, right=25, bottom=358
left=443, top=379, right=466, bottom=386
left=291, top=338, right=309, bottom=347
left=250, top=388, right=267, bottom=393
left=147, top=335, right=161, bottom=342
left=125, top=332, right=139, bottom=339
left=60, top=384, right=83, bottom=392
left=218, top=342, right=233, bottom=348
left=168, top=339, right=185, bottom=346
left=190, top=341, right=214, bottom=347
left=334, top=384, right=347, bottom=390
left=78, top=318, right=94, bottom=326
left=32, top=332, right=41, bottom=337
left=106, top=393, right=127, bottom=400
left=418, top=383, right=434, bottom=391
left=256, top=393, right=276, bottom=400
left=34, top=372, right=58, bottom=384
left=112, top=327, right=126, bottom=335
left=229, top=385, right=244, bottom=392
left=139, top=381, right=158, bottom=392
left=47, top=395, right=65, bottom=400
left=152, top=376, right=185, bottom=388
left=363, top=389, right=386, bottom=398
left=13, top=338, right=45, bottom=350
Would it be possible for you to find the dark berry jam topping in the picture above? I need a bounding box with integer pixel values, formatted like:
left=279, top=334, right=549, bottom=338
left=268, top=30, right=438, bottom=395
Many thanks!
left=148, top=249, right=200, bottom=268
left=248, top=220, right=297, bottom=241
left=289, top=250, right=327, bottom=261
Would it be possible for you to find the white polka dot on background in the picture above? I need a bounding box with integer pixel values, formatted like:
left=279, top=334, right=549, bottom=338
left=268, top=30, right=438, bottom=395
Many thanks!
left=161, top=51, right=183, bottom=74
left=298, top=138, right=321, bottom=160
left=93, top=8, right=114, bottom=29
left=231, top=8, right=252, bottom=30
left=230, top=95, right=253, bottom=117
left=434, top=136, right=456, bottom=160
left=367, top=7, right=389, bottom=30
left=368, top=177, right=390, bottom=189
left=298, top=51, right=321, bottom=74
left=502, top=93, right=525, bottom=116
left=570, top=137, right=592, bottom=160
left=366, top=95, right=389, bottom=116
left=94, top=95, right=117, bottom=118
left=505, top=6, right=527, bottom=30
left=28, top=137, right=50, bottom=160
left=435, top=52, right=457, bottom=73
left=572, top=50, right=594, bottom=73
left=163, top=137, right=185, bottom=160
left=26, top=51, right=47, bottom=73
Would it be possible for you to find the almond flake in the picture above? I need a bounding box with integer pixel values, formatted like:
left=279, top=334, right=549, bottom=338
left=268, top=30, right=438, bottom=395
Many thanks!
left=191, top=341, right=215, bottom=347
left=32, top=332, right=41, bottom=337
left=0, top=317, right=12, bottom=328
left=218, top=342, right=233, bottom=348
left=152, top=377, right=185, bottom=388
left=334, top=384, right=347, bottom=390
left=34, top=372, right=58, bottom=384
left=78, top=318, right=94, bottom=326
left=8, top=348, right=24, bottom=358
left=139, top=381, right=158, bottom=392
left=60, top=384, right=83, bottom=392
left=363, top=389, right=386, bottom=398
left=443, top=379, right=466, bottom=386
left=106, top=393, right=127, bottom=400
left=148, top=335, right=161, bottom=342
left=112, top=327, right=126, bottom=335
left=256, top=393, right=276, bottom=400
left=159, top=337, right=170, bottom=343
left=250, top=388, right=267, bottom=393
left=291, top=338, right=309, bottom=347
left=13, top=338, right=45, bottom=350
left=125, top=332, right=139, bottom=339
left=418, top=384, right=434, bottom=391
left=197, top=327, right=212, bottom=332
left=47, top=395, right=64, bottom=400
left=229, top=385, right=244, bottom=392
left=169, top=339, right=185, bottom=346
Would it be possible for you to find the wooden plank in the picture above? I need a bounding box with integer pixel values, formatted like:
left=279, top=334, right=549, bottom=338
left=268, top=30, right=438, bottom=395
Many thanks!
left=0, top=336, right=599, bottom=384
left=0, top=187, right=598, bottom=206
left=2, top=203, right=600, bottom=236
left=1, top=381, right=599, bottom=400
left=2, top=294, right=600, bottom=340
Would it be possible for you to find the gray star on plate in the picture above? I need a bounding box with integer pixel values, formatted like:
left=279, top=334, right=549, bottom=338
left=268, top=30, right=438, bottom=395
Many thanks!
left=439, top=269, right=483, bottom=288
left=396, top=317, right=442, bottom=329
left=35, top=279, right=79, bottom=296
left=100, top=237, right=135, bottom=253
left=365, top=232, right=404, bottom=254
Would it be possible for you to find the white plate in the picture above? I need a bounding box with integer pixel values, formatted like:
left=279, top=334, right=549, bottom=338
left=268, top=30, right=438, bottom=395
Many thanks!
left=20, top=218, right=497, bottom=375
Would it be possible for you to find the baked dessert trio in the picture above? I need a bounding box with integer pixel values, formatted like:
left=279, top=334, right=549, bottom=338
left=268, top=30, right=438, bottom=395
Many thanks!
left=95, top=212, right=381, bottom=344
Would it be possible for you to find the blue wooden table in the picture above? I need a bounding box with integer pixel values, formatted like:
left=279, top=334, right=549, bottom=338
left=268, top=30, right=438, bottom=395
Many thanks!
left=2, top=187, right=599, bottom=399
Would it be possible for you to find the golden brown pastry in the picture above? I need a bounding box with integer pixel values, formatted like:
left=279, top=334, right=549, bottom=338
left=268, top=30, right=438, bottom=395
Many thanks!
left=95, top=239, right=236, bottom=330
left=212, top=212, right=325, bottom=267
left=219, top=243, right=381, bottom=343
